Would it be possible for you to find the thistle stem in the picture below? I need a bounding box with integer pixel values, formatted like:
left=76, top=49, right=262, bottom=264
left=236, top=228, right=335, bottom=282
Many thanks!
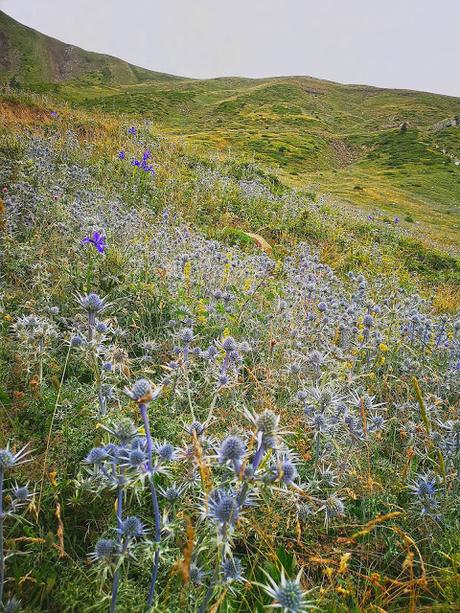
left=139, top=403, right=161, bottom=609
left=0, top=468, right=4, bottom=606
left=198, top=535, right=224, bottom=613
left=110, top=470, right=124, bottom=613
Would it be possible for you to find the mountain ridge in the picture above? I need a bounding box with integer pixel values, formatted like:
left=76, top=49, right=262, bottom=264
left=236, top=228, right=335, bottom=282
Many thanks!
left=0, top=9, right=183, bottom=85
left=2, top=9, right=460, bottom=98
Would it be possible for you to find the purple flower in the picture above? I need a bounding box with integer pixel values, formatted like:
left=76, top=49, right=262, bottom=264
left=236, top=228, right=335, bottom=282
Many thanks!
left=82, top=231, right=106, bottom=254
left=141, top=160, right=155, bottom=174
left=128, top=126, right=137, bottom=135
left=131, top=159, right=141, bottom=167
left=394, top=216, right=400, bottom=224
left=118, top=151, right=126, bottom=160
left=50, top=111, right=58, bottom=118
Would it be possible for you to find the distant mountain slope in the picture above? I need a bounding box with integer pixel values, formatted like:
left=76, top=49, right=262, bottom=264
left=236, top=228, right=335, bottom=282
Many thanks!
left=1, top=9, right=460, bottom=248
left=0, top=9, right=181, bottom=85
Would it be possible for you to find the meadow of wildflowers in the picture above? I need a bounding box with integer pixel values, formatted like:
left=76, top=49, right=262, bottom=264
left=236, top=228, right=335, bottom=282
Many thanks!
left=0, top=91, right=459, bottom=612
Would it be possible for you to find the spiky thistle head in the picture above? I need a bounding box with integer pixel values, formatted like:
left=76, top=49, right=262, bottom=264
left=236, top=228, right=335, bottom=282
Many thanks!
left=221, top=336, right=238, bottom=353
left=409, top=472, right=437, bottom=499
left=0, top=444, right=31, bottom=471
left=207, top=488, right=240, bottom=526
left=218, top=435, right=246, bottom=464
left=119, top=516, right=146, bottom=538
left=222, top=557, right=244, bottom=583
left=154, top=441, right=176, bottom=462
left=76, top=292, right=109, bottom=314
left=11, top=482, right=32, bottom=503
left=127, top=447, right=146, bottom=467
left=84, top=447, right=108, bottom=465
left=261, top=569, right=315, bottom=612
left=102, top=418, right=138, bottom=445
left=189, top=562, right=207, bottom=585
left=256, top=410, right=279, bottom=435
left=159, top=482, right=185, bottom=503
left=91, top=538, right=118, bottom=562
left=124, top=379, right=161, bottom=404
left=185, top=421, right=206, bottom=437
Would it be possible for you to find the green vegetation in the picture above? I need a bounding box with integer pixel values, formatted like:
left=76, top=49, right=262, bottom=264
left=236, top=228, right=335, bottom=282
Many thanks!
left=1, top=9, right=460, bottom=252
left=0, top=10, right=460, bottom=613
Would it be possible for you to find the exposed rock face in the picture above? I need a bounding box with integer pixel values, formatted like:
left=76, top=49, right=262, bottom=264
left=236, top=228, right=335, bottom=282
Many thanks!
left=433, top=116, right=460, bottom=130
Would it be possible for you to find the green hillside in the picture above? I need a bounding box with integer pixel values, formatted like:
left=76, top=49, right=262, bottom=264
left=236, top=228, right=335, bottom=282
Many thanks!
left=0, top=9, right=180, bottom=85
left=1, top=9, right=460, bottom=250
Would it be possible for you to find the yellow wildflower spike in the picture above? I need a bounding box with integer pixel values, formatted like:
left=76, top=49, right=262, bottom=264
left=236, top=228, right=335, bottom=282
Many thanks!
left=338, top=552, right=351, bottom=574
left=49, top=470, right=58, bottom=487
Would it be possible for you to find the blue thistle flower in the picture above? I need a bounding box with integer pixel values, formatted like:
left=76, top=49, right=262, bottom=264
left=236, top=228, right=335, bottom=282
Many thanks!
left=124, top=379, right=160, bottom=403
left=409, top=473, right=437, bottom=499
left=128, top=448, right=146, bottom=467
left=218, top=436, right=246, bottom=464
left=189, top=562, right=207, bottom=585
left=0, top=445, right=31, bottom=470
left=159, top=483, right=185, bottom=503
left=70, top=334, right=86, bottom=347
left=207, top=489, right=240, bottom=526
left=221, top=557, right=244, bottom=582
left=11, top=483, right=30, bottom=502
left=261, top=569, right=314, bottom=612
left=154, top=442, right=176, bottom=462
left=186, top=421, right=205, bottom=436
left=119, top=516, right=146, bottom=538
left=85, top=447, right=108, bottom=465
left=92, top=538, right=118, bottom=562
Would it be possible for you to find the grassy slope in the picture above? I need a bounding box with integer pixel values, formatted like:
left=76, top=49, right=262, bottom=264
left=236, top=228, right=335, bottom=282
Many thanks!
left=61, top=77, right=460, bottom=251
left=1, top=91, right=460, bottom=612
left=2, top=9, right=460, bottom=252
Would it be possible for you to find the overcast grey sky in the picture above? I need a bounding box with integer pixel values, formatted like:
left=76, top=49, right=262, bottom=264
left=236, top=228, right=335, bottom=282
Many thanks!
left=2, top=0, right=460, bottom=97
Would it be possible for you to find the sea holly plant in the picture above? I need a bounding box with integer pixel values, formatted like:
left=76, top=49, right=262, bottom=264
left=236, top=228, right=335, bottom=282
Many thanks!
left=81, top=380, right=168, bottom=612
left=259, top=568, right=315, bottom=612
left=194, top=407, right=308, bottom=612
left=0, top=444, right=33, bottom=610
left=124, top=379, right=163, bottom=609
left=12, top=314, right=58, bottom=388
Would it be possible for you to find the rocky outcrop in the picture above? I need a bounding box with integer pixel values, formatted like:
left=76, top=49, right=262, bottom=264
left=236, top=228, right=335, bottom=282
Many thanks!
left=433, top=116, right=460, bottom=131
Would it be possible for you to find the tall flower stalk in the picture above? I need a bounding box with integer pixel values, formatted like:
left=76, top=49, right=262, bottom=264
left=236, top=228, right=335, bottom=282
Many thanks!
left=0, top=465, right=4, bottom=607
left=125, top=380, right=162, bottom=609
left=110, top=467, right=124, bottom=613
left=0, top=445, right=32, bottom=607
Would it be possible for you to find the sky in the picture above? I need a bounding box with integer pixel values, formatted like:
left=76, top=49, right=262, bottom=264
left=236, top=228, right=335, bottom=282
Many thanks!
left=1, top=0, right=460, bottom=97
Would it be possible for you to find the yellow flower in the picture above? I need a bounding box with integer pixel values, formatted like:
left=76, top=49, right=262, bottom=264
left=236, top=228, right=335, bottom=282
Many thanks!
left=338, top=553, right=351, bottom=574
left=183, top=260, right=191, bottom=283
left=379, top=343, right=389, bottom=352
